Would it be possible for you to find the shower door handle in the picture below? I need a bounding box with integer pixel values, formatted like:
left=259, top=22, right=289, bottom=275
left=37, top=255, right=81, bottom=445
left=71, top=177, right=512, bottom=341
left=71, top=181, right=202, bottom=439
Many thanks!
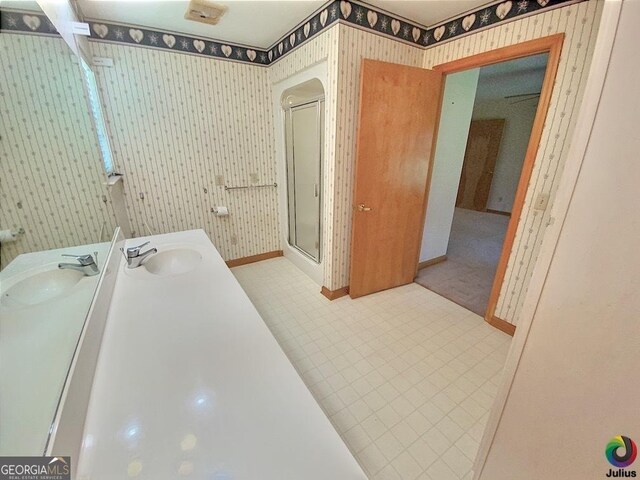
left=314, top=183, right=319, bottom=198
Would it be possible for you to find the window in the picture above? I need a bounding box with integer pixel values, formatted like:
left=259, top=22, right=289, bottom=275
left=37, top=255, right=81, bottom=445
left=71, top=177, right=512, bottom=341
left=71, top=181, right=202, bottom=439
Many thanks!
left=81, top=59, right=115, bottom=176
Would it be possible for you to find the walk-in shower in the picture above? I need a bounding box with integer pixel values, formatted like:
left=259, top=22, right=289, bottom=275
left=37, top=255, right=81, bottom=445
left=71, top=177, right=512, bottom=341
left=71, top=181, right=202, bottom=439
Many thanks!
left=282, top=79, right=324, bottom=263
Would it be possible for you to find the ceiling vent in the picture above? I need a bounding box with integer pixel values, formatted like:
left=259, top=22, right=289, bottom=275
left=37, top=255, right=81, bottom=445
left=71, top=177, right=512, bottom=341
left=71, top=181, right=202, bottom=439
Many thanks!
left=184, top=0, right=227, bottom=26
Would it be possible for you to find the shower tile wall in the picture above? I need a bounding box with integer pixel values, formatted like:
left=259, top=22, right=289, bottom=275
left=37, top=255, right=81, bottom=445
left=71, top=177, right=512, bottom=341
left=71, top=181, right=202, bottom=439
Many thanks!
left=0, top=34, right=117, bottom=268
left=90, top=42, right=279, bottom=261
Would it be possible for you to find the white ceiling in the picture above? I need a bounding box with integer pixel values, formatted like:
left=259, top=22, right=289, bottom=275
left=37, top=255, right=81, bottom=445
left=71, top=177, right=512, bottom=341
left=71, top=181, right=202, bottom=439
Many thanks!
left=78, top=0, right=325, bottom=48
left=475, top=53, right=549, bottom=101
left=1, top=0, right=42, bottom=11
left=365, top=0, right=490, bottom=28
left=2, top=0, right=494, bottom=49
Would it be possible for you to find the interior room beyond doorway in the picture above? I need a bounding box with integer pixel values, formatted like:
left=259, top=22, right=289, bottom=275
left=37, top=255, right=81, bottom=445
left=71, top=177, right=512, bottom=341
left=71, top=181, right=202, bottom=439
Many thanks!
left=417, top=53, right=549, bottom=317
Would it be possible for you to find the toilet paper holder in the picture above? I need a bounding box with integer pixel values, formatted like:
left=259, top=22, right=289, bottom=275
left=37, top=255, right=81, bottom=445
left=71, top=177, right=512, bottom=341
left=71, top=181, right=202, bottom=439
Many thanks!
left=210, top=206, right=229, bottom=216
left=0, top=227, right=25, bottom=243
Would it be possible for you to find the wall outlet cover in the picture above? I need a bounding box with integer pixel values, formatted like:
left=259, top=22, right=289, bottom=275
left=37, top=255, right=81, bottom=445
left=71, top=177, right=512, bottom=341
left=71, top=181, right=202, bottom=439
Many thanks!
left=215, top=175, right=224, bottom=186
left=93, top=57, right=114, bottom=67
left=534, top=192, right=550, bottom=211
left=249, top=173, right=259, bottom=184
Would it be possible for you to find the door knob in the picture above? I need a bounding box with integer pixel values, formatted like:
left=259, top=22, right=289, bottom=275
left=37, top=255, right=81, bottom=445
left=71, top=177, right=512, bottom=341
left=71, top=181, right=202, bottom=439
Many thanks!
left=357, top=203, right=372, bottom=212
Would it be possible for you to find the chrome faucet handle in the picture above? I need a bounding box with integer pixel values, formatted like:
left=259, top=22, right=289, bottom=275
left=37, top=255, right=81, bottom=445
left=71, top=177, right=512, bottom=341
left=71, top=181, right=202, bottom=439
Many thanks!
left=61, top=253, right=96, bottom=266
left=126, top=241, right=150, bottom=258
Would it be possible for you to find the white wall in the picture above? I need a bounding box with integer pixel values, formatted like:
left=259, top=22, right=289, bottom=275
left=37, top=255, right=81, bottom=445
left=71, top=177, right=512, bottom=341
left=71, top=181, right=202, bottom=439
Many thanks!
left=420, top=68, right=479, bottom=262
left=473, top=98, right=539, bottom=213
left=478, top=1, right=640, bottom=477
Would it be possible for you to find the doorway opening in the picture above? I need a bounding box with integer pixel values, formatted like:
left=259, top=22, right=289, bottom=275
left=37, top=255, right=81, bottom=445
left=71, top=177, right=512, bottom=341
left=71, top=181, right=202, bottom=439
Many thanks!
left=415, top=41, right=560, bottom=331
left=348, top=35, right=563, bottom=335
left=282, top=79, right=325, bottom=263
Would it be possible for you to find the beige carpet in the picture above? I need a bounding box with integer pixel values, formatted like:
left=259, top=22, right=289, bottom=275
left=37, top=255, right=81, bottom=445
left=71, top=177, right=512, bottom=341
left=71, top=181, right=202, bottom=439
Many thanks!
left=415, top=208, right=510, bottom=316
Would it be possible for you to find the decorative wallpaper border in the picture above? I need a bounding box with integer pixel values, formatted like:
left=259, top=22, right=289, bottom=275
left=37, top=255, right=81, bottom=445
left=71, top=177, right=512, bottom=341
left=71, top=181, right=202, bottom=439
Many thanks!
left=84, top=21, right=270, bottom=65
left=265, top=1, right=340, bottom=64
left=1, top=0, right=584, bottom=66
left=347, top=0, right=582, bottom=47
left=0, top=9, right=58, bottom=35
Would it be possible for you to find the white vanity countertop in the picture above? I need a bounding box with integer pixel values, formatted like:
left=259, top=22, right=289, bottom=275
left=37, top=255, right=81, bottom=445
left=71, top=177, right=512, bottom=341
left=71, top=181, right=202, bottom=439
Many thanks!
left=77, top=230, right=367, bottom=480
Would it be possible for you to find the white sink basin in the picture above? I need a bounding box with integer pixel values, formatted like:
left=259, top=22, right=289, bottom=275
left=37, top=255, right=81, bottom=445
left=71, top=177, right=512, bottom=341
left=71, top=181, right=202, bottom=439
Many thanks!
left=1, top=268, right=84, bottom=307
left=142, top=248, right=202, bottom=276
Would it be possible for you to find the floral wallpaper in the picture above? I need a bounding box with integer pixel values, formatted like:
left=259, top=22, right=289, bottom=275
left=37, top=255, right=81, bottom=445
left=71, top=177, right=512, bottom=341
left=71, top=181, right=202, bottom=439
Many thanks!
left=2, top=0, right=585, bottom=66
left=86, top=21, right=270, bottom=65
left=328, top=0, right=603, bottom=327
left=269, top=27, right=340, bottom=286
left=0, top=33, right=117, bottom=269
left=89, top=41, right=280, bottom=261
left=1, top=0, right=602, bottom=329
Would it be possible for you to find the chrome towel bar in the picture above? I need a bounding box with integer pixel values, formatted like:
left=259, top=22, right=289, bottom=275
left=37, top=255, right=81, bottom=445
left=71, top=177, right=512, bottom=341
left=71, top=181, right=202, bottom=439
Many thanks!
left=224, top=183, right=277, bottom=191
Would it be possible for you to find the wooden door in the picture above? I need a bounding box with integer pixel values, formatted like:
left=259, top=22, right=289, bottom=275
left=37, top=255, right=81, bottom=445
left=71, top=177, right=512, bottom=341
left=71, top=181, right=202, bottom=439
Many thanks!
left=456, top=119, right=505, bottom=211
left=349, top=59, right=443, bottom=298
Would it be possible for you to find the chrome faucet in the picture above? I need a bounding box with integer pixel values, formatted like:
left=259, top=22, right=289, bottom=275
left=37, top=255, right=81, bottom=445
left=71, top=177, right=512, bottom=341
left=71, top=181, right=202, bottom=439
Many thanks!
left=123, top=241, right=157, bottom=269
left=58, top=253, right=100, bottom=276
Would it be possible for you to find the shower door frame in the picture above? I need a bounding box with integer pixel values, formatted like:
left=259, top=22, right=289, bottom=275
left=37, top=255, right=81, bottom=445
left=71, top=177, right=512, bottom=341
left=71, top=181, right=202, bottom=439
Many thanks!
left=284, top=96, right=325, bottom=264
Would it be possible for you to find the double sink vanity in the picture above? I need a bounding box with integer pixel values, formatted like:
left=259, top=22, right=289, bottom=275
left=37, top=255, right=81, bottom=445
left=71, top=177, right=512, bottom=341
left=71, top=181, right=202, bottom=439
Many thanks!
left=1, top=9, right=365, bottom=476
left=1, top=229, right=367, bottom=479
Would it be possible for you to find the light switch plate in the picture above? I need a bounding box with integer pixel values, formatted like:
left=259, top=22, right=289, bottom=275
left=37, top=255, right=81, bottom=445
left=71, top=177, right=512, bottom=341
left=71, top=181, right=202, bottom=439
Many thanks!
left=534, top=192, right=550, bottom=211
left=215, top=175, right=224, bottom=186
left=249, top=173, right=259, bottom=184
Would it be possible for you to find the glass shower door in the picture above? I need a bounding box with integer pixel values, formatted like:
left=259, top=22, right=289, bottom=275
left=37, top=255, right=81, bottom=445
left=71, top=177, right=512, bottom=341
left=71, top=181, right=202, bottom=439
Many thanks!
left=285, top=100, right=323, bottom=262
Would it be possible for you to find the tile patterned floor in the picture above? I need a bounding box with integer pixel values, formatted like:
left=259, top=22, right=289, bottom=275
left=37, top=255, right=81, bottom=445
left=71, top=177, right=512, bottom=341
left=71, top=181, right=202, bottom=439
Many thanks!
left=232, top=258, right=511, bottom=480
